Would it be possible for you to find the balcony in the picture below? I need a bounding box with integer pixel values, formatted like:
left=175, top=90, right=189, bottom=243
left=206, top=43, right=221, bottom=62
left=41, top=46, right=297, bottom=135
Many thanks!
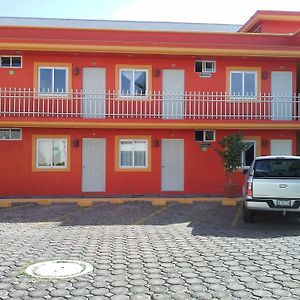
left=0, top=88, right=299, bottom=121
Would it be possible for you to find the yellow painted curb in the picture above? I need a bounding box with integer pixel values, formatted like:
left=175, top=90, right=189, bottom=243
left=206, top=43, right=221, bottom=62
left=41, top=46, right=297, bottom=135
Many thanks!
left=151, top=199, right=167, bottom=206
left=37, top=200, right=51, bottom=205
left=0, top=201, right=12, bottom=207
left=177, top=199, right=194, bottom=204
left=222, top=199, right=238, bottom=206
left=77, top=200, right=93, bottom=207
left=111, top=199, right=125, bottom=204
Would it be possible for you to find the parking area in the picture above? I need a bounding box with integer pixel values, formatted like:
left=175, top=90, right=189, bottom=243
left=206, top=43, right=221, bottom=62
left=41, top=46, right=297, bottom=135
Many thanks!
left=0, top=201, right=300, bottom=299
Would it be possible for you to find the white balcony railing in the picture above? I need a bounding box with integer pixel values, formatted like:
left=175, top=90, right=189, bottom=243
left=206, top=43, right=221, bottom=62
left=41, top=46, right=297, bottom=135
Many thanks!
left=0, top=88, right=299, bottom=121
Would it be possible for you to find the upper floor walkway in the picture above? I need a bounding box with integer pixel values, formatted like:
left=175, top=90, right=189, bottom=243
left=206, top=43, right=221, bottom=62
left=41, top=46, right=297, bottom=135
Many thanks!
left=0, top=88, right=299, bottom=122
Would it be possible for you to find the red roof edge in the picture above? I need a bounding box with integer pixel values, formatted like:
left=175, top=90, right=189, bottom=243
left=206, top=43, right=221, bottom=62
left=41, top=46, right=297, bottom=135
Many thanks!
left=239, top=10, right=300, bottom=33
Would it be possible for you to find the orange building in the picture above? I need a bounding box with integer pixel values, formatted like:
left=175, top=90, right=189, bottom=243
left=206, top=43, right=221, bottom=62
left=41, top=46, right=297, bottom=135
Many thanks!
left=0, top=10, right=300, bottom=197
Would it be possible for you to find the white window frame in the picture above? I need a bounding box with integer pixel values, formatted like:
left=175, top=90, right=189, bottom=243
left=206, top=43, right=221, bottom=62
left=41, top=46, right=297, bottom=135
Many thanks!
left=36, top=138, right=68, bottom=169
left=203, top=130, right=215, bottom=142
left=195, top=60, right=216, bottom=73
left=38, top=66, right=68, bottom=94
left=241, top=140, right=257, bottom=168
left=0, top=56, right=22, bottom=68
left=230, top=70, right=257, bottom=99
left=0, top=128, right=22, bottom=140
left=119, top=68, right=148, bottom=97
left=119, top=139, right=148, bottom=168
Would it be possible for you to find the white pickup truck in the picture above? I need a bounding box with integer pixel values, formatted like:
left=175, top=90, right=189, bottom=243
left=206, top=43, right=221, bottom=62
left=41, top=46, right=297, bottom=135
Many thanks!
left=243, top=156, right=300, bottom=223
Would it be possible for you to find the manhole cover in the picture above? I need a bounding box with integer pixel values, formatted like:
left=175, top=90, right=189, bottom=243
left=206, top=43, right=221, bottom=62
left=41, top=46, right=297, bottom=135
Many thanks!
left=24, top=260, right=93, bottom=279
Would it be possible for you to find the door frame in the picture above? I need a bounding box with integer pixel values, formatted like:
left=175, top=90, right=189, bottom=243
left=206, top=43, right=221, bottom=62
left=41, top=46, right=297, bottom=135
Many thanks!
left=82, top=138, right=106, bottom=192
left=161, top=138, right=184, bottom=191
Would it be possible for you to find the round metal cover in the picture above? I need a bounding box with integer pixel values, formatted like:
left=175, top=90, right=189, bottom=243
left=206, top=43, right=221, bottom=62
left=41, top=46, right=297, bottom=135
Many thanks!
left=24, top=260, right=93, bottom=279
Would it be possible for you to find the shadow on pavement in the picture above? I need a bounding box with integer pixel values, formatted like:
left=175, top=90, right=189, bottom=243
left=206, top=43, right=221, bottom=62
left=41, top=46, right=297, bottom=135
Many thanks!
left=0, top=201, right=299, bottom=238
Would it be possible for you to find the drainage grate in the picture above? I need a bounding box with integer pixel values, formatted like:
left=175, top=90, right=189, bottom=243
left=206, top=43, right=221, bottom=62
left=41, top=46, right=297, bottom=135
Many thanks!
left=24, top=260, right=93, bottom=279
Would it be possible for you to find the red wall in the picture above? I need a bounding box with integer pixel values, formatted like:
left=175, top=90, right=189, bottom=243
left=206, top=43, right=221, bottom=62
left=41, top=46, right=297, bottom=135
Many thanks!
left=0, top=53, right=297, bottom=93
left=0, top=127, right=296, bottom=197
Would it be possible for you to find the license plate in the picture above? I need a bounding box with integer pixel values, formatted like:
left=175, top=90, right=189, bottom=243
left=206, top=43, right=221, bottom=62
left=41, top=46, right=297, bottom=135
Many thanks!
left=276, top=200, right=291, bottom=207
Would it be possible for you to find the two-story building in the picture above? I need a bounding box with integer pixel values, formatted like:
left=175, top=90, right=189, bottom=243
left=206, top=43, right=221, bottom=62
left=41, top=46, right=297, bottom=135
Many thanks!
left=0, top=10, right=300, bottom=198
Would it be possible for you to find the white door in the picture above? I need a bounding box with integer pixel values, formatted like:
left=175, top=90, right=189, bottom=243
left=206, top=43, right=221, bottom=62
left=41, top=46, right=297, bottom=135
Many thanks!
left=82, top=67, right=106, bottom=118
left=82, top=138, right=106, bottom=192
left=270, top=139, right=292, bottom=156
left=271, top=71, right=293, bottom=120
left=161, top=139, right=184, bottom=191
left=162, top=69, right=184, bottom=119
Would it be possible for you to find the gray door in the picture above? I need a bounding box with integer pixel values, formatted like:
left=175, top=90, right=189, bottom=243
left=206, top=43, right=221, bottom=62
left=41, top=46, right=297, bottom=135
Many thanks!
left=162, top=69, right=184, bottom=119
left=82, top=138, right=106, bottom=192
left=82, top=67, right=106, bottom=118
left=271, top=71, right=292, bottom=120
left=270, top=139, right=292, bottom=156
left=161, top=139, right=184, bottom=191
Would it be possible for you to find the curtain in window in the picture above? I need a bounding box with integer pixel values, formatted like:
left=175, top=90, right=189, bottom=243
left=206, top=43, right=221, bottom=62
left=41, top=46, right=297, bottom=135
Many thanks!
left=37, top=140, right=52, bottom=166
left=134, top=141, right=146, bottom=166
left=120, top=141, right=133, bottom=166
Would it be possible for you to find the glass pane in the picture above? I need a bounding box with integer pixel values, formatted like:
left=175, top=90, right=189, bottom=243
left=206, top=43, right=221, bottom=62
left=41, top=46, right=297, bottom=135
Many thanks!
left=230, top=72, right=243, bottom=96
left=54, top=69, right=67, bottom=92
left=10, top=129, right=21, bottom=140
left=134, top=151, right=146, bottom=166
left=204, top=131, right=214, bottom=141
left=39, top=68, right=53, bottom=93
left=52, top=140, right=66, bottom=167
left=244, top=73, right=256, bottom=96
left=245, top=143, right=255, bottom=166
left=254, top=159, right=300, bottom=178
left=133, top=140, right=147, bottom=167
left=1, top=57, right=11, bottom=67
left=0, top=129, right=10, bottom=139
left=120, top=141, right=133, bottom=166
left=11, top=57, right=21, bottom=67
left=121, top=71, right=133, bottom=95
left=134, top=71, right=146, bottom=95
left=37, top=140, right=52, bottom=167
left=134, top=140, right=146, bottom=151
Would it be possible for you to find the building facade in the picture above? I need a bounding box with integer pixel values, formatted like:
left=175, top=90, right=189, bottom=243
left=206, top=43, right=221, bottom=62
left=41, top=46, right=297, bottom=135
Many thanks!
left=0, top=11, right=300, bottom=197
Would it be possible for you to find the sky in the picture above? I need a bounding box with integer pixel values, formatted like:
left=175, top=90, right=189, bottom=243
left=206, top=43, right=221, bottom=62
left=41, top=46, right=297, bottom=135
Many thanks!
left=1, top=0, right=300, bottom=24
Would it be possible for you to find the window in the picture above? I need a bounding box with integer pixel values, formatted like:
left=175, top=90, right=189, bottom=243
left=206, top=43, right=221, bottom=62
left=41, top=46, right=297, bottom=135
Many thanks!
left=230, top=71, right=257, bottom=98
left=0, top=56, right=22, bottom=68
left=119, top=69, right=148, bottom=96
left=36, top=138, right=68, bottom=169
left=195, top=130, right=215, bottom=142
left=241, top=140, right=256, bottom=167
left=195, top=61, right=216, bottom=73
left=38, top=67, right=68, bottom=93
left=0, top=128, right=22, bottom=140
left=119, top=139, right=148, bottom=168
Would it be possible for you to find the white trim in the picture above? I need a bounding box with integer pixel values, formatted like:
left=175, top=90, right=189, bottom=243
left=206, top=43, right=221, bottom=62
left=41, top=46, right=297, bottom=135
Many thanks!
left=0, top=55, right=22, bottom=68
left=119, top=139, right=148, bottom=168
left=36, top=138, right=67, bottom=169
left=230, top=70, right=257, bottom=99
left=0, top=128, right=22, bottom=140
left=38, top=66, right=68, bottom=94
left=119, top=68, right=148, bottom=98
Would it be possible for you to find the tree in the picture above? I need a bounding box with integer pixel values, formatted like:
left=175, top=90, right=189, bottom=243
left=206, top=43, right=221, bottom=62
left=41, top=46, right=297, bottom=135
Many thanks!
left=216, top=133, right=247, bottom=185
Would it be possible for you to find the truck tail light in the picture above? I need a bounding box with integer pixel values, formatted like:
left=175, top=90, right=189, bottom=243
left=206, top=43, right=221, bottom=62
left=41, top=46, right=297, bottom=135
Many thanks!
left=246, top=181, right=253, bottom=197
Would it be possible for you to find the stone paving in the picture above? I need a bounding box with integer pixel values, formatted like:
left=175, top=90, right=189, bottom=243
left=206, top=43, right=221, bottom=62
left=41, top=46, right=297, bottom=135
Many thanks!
left=0, top=201, right=300, bottom=299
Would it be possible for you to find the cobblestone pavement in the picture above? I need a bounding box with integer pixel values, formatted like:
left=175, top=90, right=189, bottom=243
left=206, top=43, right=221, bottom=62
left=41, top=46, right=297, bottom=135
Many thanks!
left=0, top=201, right=300, bottom=300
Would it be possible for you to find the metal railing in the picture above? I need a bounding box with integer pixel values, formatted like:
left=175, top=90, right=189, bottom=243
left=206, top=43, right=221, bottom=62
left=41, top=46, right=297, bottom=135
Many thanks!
left=0, top=88, right=299, bottom=121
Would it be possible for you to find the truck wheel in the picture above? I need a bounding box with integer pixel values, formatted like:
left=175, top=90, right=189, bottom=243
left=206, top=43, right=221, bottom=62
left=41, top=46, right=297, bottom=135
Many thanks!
left=243, top=204, right=255, bottom=223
